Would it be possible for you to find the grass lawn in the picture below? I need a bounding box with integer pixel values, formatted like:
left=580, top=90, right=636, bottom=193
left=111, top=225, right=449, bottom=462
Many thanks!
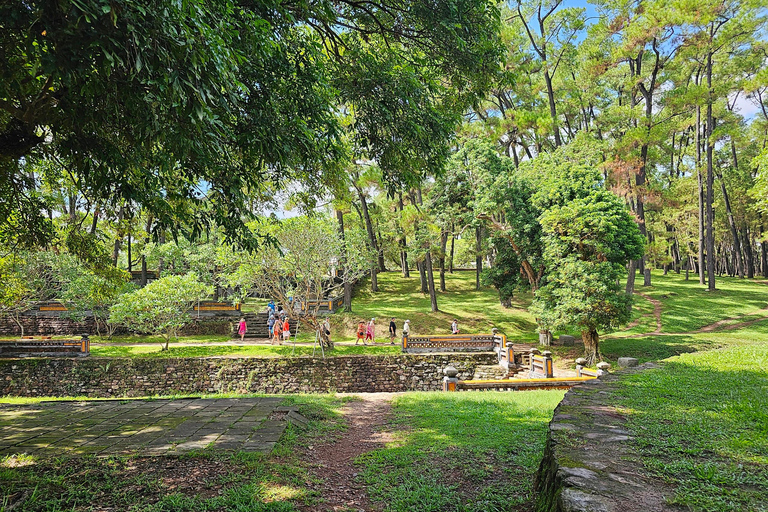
left=358, top=390, right=566, bottom=512
left=90, top=343, right=402, bottom=358
left=615, top=272, right=768, bottom=334
left=612, top=321, right=768, bottom=511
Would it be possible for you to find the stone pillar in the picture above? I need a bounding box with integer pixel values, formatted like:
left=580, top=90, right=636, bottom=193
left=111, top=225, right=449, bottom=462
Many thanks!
left=596, top=361, right=611, bottom=377
left=442, top=365, right=459, bottom=392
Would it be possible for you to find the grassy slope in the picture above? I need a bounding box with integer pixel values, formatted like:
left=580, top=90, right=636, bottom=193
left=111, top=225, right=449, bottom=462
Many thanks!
left=334, top=270, right=537, bottom=341
left=614, top=320, right=768, bottom=511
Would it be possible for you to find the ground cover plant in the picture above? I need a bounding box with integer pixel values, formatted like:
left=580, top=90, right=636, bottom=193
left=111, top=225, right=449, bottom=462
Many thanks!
left=358, top=390, right=566, bottom=512
left=612, top=320, right=768, bottom=512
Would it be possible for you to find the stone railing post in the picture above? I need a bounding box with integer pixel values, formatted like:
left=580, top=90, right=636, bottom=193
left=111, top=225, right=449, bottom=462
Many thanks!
left=541, top=351, right=554, bottom=378
left=442, top=365, right=459, bottom=392
left=596, top=361, right=611, bottom=377
left=575, top=357, right=587, bottom=377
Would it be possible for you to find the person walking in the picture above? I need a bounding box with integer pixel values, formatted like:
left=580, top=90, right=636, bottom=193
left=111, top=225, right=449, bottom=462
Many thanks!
left=356, top=321, right=366, bottom=345
left=272, top=318, right=282, bottom=345
left=322, top=318, right=331, bottom=343
left=238, top=317, right=247, bottom=341
left=267, top=314, right=275, bottom=338
left=282, top=317, right=291, bottom=342
left=451, top=319, right=459, bottom=335
left=365, top=318, right=375, bottom=344
left=388, top=317, right=397, bottom=345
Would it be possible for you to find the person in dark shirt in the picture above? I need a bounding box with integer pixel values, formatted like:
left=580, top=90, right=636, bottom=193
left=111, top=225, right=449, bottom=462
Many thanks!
left=388, top=318, right=397, bottom=345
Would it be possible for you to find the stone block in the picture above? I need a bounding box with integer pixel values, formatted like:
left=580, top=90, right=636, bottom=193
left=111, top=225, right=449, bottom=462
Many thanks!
left=558, top=335, right=575, bottom=346
left=617, top=357, right=639, bottom=368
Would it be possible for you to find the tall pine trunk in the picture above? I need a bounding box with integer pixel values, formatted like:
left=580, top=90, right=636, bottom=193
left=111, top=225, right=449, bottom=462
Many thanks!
left=425, top=251, right=438, bottom=312
left=439, top=230, right=448, bottom=292
left=697, top=105, right=706, bottom=285
left=705, top=50, right=716, bottom=291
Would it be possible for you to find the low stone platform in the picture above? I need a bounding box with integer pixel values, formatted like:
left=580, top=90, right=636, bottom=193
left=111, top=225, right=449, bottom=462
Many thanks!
left=0, top=397, right=298, bottom=457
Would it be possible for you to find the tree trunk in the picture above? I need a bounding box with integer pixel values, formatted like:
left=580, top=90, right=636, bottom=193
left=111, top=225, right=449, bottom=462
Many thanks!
left=336, top=210, right=353, bottom=312
left=582, top=328, right=600, bottom=366
left=398, top=193, right=409, bottom=278
left=449, top=226, right=455, bottom=273
left=705, top=51, right=716, bottom=291
left=425, top=251, right=438, bottom=312
left=717, top=172, right=743, bottom=277
left=743, top=226, right=754, bottom=279
left=355, top=187, right=382, bottom=274
left=158, top=231, right=165, bottom=276
left=543, top=69, right=562, bottom=147
left=762, top=240, right=768, bottom=278
left=439, top=230, right=448, bottom=292
left=697, top=106, right=706, bottom=285
left=475, top=226, right=483, bottom=290
left=418, top=261, right=428, bottom=293
left=127, top=234, right=132, bottom=272
left=625, top=260, right=637, bottom=305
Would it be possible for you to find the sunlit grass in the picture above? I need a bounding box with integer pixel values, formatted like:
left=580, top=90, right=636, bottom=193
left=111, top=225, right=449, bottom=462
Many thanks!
left=90, top=343, right=402, bottom=358
left=358, top=390, right=566, bottom=511
left=614, top=321, right=768, bottom=511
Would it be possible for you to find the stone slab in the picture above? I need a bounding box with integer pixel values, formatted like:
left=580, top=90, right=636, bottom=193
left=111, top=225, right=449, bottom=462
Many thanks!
left=0, top=398, right=287, bottom=457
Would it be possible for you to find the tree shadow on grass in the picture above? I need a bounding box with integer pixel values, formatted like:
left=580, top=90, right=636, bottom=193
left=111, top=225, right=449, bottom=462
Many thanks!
left=600, top=334, right=718, bottom=363
left=357, top=391, right=565, bottom=512
left=615, top=357, right=768, bottom=511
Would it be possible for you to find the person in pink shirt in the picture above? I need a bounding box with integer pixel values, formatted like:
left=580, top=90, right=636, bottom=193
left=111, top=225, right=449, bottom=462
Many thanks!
left=365, top=318, right=375, bottom=344
left=237, top=318, right=247, bottom=341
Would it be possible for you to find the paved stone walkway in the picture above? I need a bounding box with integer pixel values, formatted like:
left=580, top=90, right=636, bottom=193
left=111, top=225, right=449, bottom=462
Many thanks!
left=0, top=397, right=291, bottom=457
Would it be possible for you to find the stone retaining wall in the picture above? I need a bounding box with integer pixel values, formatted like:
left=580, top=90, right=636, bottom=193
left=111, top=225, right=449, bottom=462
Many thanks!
left=0, top=353, right=497, bottom=397
left=534, top=364, right=677, bottom=511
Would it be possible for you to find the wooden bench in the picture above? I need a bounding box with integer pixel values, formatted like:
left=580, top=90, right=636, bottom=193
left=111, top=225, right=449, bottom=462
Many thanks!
left=0, top=336, right=90, bottom=358
left=402, top=333, right=500, bottom=353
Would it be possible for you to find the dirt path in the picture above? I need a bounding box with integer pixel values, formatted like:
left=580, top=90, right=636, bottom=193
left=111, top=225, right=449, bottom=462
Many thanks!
left=302, top=394, right=396, bottom=512
left=637, top=293, right=663, bottom=334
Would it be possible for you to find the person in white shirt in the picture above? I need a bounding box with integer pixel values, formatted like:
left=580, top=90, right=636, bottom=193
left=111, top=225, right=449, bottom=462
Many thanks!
left=402, top=319, right=410, bottom=338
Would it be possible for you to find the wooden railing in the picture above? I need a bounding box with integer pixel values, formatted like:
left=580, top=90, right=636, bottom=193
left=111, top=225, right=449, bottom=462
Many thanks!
left=0, top=336, right=90, bottom=357
left=402, top=333, right=499, bottom=353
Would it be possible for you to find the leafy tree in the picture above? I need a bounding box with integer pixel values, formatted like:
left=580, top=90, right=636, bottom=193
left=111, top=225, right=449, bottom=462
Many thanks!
left=1, top=0, right=502, bottom=249
left=481, top=236, right=521, bottom=307
left=60, top=268, right=132, bottom=338
left=532, top=190, right=644, bottom=365
left=226, top=216, right=371, bottom=349
left=109, top=273, right=211, bottom=350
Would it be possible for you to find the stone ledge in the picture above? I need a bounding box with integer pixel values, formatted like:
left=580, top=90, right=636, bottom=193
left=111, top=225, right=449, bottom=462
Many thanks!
left=534, top=363, right=683, bottom=512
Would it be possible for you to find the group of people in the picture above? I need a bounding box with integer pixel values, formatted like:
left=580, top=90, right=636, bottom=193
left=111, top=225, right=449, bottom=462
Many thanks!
left=236, top=299, right=461, bottom=346
left=356, top=317, right=411, bottom=345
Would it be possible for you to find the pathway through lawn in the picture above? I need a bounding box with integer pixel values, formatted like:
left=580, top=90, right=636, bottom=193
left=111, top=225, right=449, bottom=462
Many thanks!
left=303, top=393, right=395, bottom=512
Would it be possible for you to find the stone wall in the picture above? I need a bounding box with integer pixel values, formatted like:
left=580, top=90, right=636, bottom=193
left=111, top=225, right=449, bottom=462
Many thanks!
left=534, top=364, right=677, bottom=512
left=0, top=353, right=497, bottom=397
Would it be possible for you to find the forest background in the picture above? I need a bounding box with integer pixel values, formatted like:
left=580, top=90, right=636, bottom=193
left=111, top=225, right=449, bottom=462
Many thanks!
left=1, top=0, right=767, bottom=364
